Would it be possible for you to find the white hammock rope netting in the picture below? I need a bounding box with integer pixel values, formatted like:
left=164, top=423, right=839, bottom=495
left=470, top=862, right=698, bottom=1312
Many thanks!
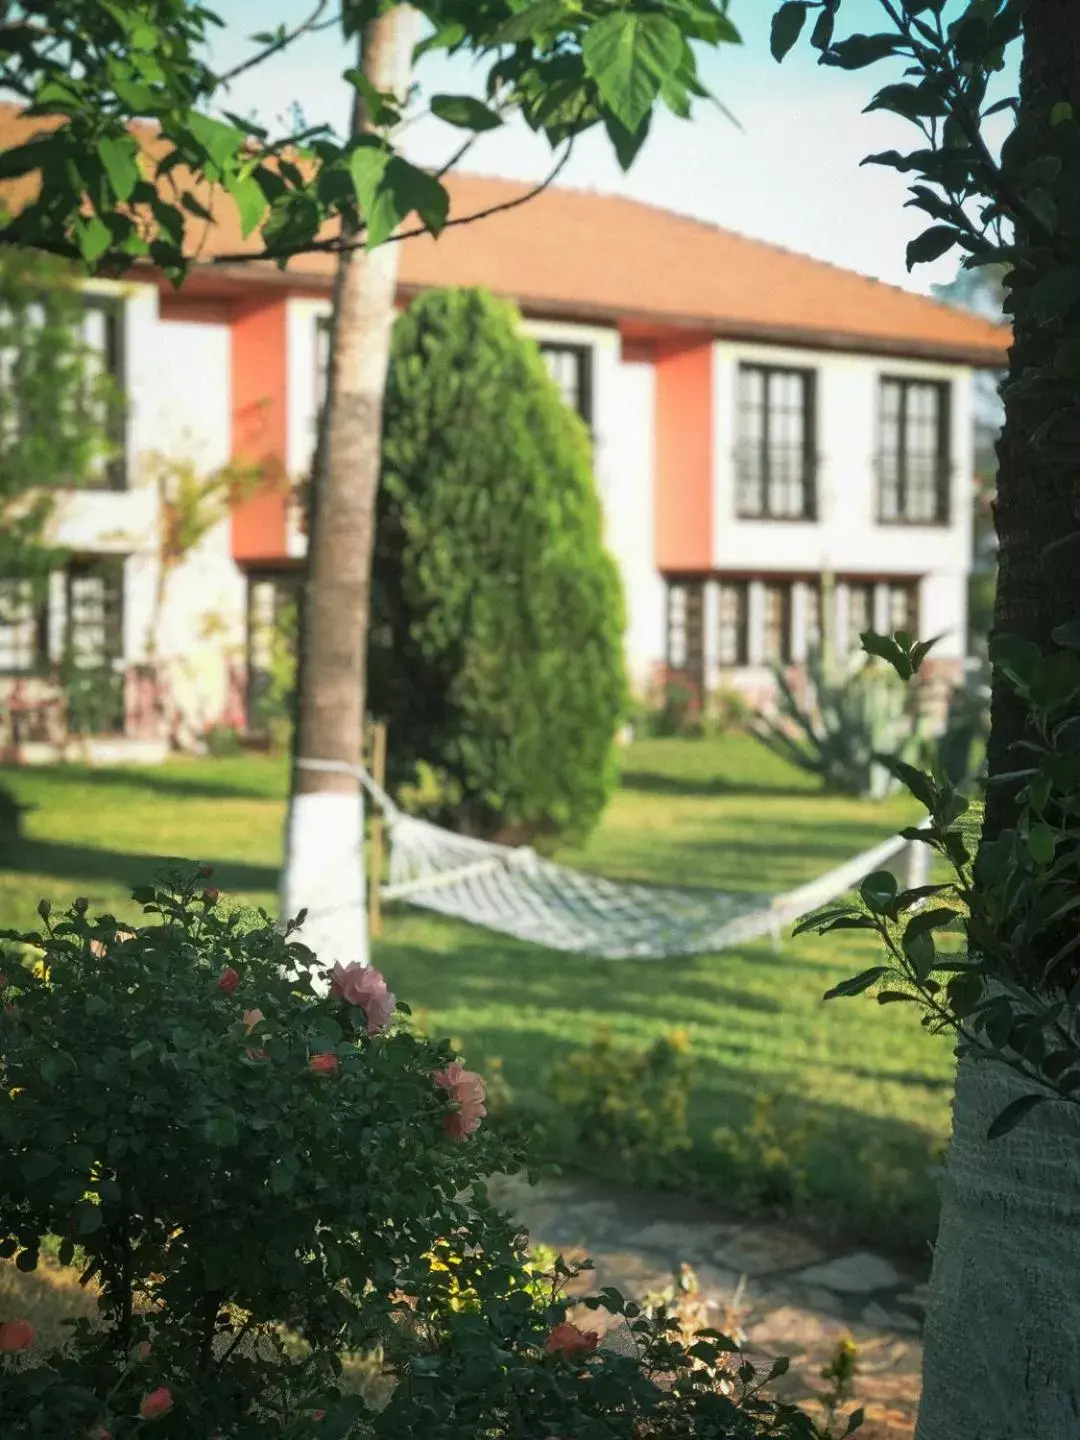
left=297, top=758, right=931, bottom=960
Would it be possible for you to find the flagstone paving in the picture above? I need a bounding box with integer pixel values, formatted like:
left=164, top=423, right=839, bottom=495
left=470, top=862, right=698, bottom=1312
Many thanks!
left=493, top=1172, right=926, bottom=1438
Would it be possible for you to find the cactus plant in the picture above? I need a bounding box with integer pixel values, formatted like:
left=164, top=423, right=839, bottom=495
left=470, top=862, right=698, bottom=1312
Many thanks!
left=751, top=647, right=928, bottom=799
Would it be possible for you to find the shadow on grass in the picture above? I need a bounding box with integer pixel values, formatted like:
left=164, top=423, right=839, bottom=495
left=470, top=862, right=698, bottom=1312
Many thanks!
left=0, top=761, right=287, bottom=805
left=620, top=768, right=820, bottom=801
left=6, top=837, right=278, bottom=897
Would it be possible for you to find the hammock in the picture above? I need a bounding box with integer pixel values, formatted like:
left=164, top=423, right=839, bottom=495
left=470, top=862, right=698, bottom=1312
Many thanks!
left=297, top=759, right=928, bottom=961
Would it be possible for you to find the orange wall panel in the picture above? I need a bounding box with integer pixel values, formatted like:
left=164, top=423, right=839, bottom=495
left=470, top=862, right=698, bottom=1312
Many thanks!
left=231, top=299, right=289, bottom=562
left=654, top=337, right=713, bottom=572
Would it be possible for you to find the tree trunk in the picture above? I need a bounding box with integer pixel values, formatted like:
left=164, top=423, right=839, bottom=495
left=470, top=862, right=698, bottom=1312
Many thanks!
left=917, top=3, right=1080, bottom=1435
left=281, top=5, right=418, bottom=970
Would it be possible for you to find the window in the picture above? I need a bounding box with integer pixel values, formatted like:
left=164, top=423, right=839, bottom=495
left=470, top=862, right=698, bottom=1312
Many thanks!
left=79, top=297, right=126, bottom=489
left=736, top=365, right=816, bottom=520
left=0, top=578, right=46, bottom=674
left=539, top=344, right=593, bottom=427
left=716, top=581, right=749, bottom=666
left=316, top=314, right=332, bottom=408
left=804, top=581, right=823, bottom=655
left=247, top=571, right=300, bottom=728
left=844, top=581, right=875, bottom=655
left=65, top=557, right=124, bottom=669
left=665, top=580, right=704, bottom=687
left=878, top=377, right=950, bottom=523
left=762, top=581, right=793, bottom=665
left=887, top=580, right=919, bottom=637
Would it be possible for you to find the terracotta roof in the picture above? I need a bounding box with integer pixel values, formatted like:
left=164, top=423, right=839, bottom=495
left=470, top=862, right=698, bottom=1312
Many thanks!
left=0, top=103, right=1008, bottom=366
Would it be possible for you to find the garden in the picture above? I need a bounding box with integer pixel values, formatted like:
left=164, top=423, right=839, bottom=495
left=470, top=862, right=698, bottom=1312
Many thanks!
left=0, top=731, right=949, bottom=1260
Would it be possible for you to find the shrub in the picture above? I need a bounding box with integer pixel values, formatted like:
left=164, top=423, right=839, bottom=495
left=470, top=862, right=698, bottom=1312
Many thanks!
left=0, top=876, right=845, bottom=1439
left=370, top=287, right=627, bottom=845
left=549, top=1028, right=693, bottom=1185
left=751, top=648, right=927, bottom=800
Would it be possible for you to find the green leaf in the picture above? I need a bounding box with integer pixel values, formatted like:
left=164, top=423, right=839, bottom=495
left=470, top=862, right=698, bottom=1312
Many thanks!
left=861, top=630, right=911, bottom=680
left=583, top=12, right=683, bottom=135
left=187, top=111, right=244, bottom=174
left=603, top=110, right=652, bottom=171
left=770, top=3, right=808, bottom=61
left=1051, top=101, right=1074, bottom=127
left=74, top=215, right=113, bottom=265
left=986, top=1092, right=1047, bottom=1140
left=1051, top=618, right=1080, bottom=651
left=866, top=82, right=948, bottom=120
left=231, top=173, right=268, bottom=238
left=906, top=225, right=959, bottom=270
left=343, top=70, right=401, bottom=128
left=430, top=95, right=503, bottom=132
left=97, top=135, right=140, bottom=202
left=371, top=158, right=450, bottom=245
left=349, top=141, right=391, bottom=220
left=877, top=990, right=918, bottom=1005
left=860, top=870, right=898, bottom=914
left=74, top=1202, right=103, bottom=1237
left=824, top=967, right=888, bottom=1001
left=1028, top=822, right=1057, bottom=865
left=823, top=32, right=900, bottom=69
left=492, top=0, right=568, bottom=44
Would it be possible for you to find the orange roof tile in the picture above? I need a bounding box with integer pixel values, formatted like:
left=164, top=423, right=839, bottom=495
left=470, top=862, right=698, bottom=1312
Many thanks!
left=0, top=103, right=1008, bottom=366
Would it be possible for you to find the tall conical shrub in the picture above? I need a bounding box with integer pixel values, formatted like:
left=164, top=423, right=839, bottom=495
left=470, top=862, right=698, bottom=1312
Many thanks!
left=370, top=287, right=626, bottom=843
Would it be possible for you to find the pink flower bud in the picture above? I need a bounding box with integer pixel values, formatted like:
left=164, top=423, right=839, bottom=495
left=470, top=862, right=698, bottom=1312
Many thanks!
left=544, top=1322, right=599, bottom=1360
left=309, top=1052, right=339, bottom=1075
left=203, top=887, right=221, bottom=906
left=139, top=1387, right=174, bottom=1421
left=0, top=1319, right=34, bottom=1353
left=217, top=967, right=239, bottom=996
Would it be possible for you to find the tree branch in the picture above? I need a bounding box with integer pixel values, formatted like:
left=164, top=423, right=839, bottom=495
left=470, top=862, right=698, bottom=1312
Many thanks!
left=207, top=136, right=576, bottom=267
left=213, top=2, right=332, bottom=88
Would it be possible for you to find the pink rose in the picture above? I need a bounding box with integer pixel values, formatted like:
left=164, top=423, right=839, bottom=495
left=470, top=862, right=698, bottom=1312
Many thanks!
left=329, top=962, right=395, bottom=1035
left=544, top=1321, right=599, bottom=1360
left=217, top=967, right=239, bottom=996
left=0, top=1319, right=34, bottom=1353
left=139, top=1387, right=174, bottom=1421
left=88, top=1426, right=112, bottom=1440
left=203, top=887, right=220, bottom=905
left=312, top=1410, right=326, bottom=1422
left=433, top=1062, right=487, bottom=1142
left=309, top=1052, right=339, bottom=1075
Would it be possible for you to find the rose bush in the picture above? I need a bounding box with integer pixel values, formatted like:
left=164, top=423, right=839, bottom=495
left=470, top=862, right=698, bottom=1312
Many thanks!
left=0, top=872, right=854, bottom=1438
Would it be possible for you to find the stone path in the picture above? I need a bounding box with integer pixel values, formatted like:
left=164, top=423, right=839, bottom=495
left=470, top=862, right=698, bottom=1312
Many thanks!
left=492, top=1172, right=927, bottom=1439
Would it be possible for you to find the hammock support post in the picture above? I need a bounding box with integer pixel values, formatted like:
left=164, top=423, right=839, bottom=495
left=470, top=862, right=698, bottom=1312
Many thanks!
left=367, top=721, right=388, bottom=939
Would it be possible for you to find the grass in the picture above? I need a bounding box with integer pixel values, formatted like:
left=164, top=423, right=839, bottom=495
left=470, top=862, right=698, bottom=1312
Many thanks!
left=0, top=734, right=954, bottom=1255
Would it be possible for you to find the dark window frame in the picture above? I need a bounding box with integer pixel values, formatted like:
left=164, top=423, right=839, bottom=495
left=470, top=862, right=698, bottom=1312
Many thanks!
left=762, top=579, right=794, bottom=666
left=876, top=376, right=952, bottom=526
left=539, top=342, right=594, bottom=429
left=63, top=554, right=125, bottom=669
left=0, top=577, right=49, bottom=677
left=735, top=364, right=817, bottom=522
left=716, top=579, right=749, bottom=667
left=80, top=294, right=127, bottom=492
left=246, top=567, right=302, bottom=731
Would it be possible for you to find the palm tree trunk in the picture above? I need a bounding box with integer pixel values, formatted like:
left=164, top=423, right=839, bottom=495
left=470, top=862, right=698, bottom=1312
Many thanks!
left=917, top=3, right=1080, bottom=1434
left=281, top=5, right=418, bottom=969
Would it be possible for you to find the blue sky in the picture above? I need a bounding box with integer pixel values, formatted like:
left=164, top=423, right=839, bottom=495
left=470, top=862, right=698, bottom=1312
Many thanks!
left=206, top=1, right=1018, bottom=294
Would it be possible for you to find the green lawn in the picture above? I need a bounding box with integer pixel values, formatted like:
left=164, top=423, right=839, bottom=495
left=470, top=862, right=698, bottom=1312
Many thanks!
left=0, top=735, right=954, bottom=1254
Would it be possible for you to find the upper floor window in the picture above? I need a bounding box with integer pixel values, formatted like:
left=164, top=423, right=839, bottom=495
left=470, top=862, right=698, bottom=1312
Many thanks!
left=539, top=343, right=593, bottom=428
left=877, top=377, right=950, bottom=524
left=247, top=570, right=300, bottom=730
left=736, top=365, right=816, bottom=521
left=316, top=314, right=332, bottom=408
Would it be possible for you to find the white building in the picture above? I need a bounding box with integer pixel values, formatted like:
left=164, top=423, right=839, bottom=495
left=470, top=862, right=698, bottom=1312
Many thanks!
left=0, top=137, right=1008, bottom=755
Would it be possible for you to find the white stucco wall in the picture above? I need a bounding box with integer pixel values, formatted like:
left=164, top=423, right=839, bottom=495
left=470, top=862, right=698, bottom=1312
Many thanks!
left=711, top=341, right=974, bottom=661
left=46, top=287, right=243, bottom=735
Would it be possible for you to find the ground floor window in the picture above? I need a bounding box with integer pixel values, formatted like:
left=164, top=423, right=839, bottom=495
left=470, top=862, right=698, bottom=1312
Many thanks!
left=246, top=570, right=301, bottom=732
left=664, top=574, right=923, bottom=687
left=0, top=578, right=47, bottom=674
